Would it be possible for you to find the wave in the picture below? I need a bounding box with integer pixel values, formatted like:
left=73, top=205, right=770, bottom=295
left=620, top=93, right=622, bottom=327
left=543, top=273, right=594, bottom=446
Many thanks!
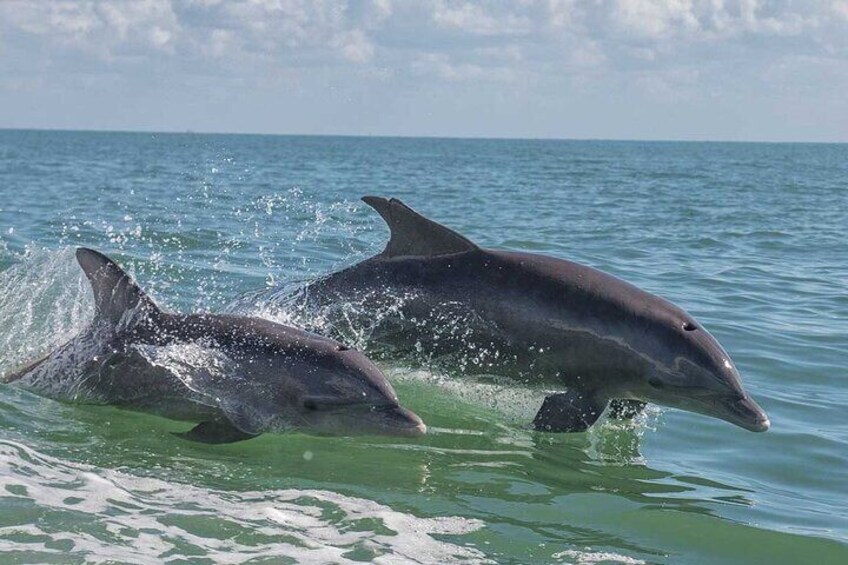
left=0, top=440, right=489, bottom=563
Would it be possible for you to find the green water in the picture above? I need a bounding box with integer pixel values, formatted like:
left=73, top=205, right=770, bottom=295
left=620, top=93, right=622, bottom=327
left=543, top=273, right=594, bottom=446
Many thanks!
left=0, top=130, right=846, bottom=563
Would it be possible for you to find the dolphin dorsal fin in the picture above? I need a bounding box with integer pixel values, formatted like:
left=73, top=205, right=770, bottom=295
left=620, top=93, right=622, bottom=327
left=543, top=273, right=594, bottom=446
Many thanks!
left=362, top=196, right=477, bottom=259
left=76, top=248, right=160, bottom=325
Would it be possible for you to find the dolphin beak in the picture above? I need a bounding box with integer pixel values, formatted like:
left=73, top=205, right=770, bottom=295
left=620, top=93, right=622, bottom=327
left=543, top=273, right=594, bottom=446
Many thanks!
left=721, top=395, right=770, bottom=432
left=376, top=405, right=428, bottom=437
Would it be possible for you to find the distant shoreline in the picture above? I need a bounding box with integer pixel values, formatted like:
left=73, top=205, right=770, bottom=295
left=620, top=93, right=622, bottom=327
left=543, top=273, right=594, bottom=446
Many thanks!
left=0, top=127, right=844, bottom=146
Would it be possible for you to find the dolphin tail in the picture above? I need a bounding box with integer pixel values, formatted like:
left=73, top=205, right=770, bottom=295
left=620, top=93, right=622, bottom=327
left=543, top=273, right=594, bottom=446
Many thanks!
left=76, top=248, right=163, bottom=325
left=362, top=196, right=478, bottom=259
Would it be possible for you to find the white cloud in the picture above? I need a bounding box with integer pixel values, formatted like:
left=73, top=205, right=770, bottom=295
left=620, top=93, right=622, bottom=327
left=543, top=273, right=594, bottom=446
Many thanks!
left=333, top=29, right=375, bottom=63
left=835, top=0, right=848, bottom=20
left=1, top=1, right=842, bottom=71
left=618, top=0, right=700, bottom=38
left=568, top=41, right=606, bottom=68
left=0, top=0, right=181, bottom=59
left=545, top=0, right=577, bottom=29
left=431, top=1, right=533, bottom=36
left=0, top=0, right=388, bottom=65
left=411, top=52, right=515, bottom=82
left=0, top=0, right=845, bottom=140
left=472, top=45, right=523, bottom=63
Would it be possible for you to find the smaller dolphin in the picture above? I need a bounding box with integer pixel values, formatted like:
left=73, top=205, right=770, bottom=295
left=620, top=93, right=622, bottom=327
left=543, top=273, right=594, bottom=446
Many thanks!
left=3, top=248, right=425, bottom=443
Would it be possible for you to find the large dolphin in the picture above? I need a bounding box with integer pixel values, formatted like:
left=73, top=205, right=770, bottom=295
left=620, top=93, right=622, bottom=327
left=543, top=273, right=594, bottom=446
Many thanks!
left=3, top=248, right=426, bottom=443
left=286, top=197, right=769, bottom=433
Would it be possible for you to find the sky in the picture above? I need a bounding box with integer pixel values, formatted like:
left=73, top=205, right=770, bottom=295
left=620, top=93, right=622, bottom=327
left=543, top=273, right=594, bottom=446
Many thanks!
left=0, top=1, right=846, bottom=142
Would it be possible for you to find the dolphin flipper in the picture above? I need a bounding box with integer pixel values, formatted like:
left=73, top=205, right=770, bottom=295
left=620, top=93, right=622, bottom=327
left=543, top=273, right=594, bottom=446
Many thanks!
left=175, top=421, right=259, bottom=444
left=532, top=390, right=605, bottom=432
left=362, top=196, right=478, bottom=259
left=607, top=399, right=647, bottom=420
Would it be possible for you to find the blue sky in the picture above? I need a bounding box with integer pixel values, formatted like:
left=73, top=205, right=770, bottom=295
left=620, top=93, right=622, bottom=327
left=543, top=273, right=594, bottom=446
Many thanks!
left=0, top=1, right=846, bottom=142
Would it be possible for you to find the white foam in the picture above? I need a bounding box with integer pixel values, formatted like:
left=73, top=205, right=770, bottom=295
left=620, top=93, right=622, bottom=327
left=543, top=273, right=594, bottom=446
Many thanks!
left=0, top=440, right=489, bottom=563
left=552, top=549, right=647, bottom=564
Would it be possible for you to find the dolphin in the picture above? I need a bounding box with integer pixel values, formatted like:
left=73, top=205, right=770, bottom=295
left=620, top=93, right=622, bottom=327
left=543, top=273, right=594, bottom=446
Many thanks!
left=2, top=248, right=426, bottom=443
left=283, top=197, right=770, bottom=433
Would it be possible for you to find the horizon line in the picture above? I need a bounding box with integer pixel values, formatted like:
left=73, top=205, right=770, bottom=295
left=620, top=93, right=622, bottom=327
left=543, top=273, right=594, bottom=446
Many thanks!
left=0, top=126, right=844, bottom=145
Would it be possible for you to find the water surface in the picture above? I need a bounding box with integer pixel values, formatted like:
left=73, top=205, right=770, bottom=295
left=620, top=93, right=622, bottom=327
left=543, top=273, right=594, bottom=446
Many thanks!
left=1, top=130, right=846, bottom=563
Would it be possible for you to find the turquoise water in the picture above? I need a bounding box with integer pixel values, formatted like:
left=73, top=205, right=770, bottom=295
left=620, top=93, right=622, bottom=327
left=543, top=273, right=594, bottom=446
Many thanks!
left=0, top=129, right=846, bottom=563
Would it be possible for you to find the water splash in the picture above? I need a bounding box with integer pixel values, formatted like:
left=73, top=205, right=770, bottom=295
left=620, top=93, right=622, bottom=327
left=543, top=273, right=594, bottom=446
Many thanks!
left=50, top=184, right=370, bottom=313
left=0, top=246, right=91, bottom=375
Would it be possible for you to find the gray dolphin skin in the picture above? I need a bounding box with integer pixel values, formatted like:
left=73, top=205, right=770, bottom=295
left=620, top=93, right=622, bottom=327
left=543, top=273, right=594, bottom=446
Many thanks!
left=292, top=197, right=770, bottom=433
left=3, top=248, right=426, bottom=443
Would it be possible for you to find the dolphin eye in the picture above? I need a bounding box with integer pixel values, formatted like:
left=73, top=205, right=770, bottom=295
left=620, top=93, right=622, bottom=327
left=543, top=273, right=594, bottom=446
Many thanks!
left=303, top=399, right=319, bottom=411
left=683, top=322, right=697, bottom=332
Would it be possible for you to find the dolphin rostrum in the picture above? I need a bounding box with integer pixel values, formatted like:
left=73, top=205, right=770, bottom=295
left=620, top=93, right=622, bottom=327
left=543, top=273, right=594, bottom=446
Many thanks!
left=286, top=197, right=769, bottom=433
left=3, top=248, right=426, bottom=443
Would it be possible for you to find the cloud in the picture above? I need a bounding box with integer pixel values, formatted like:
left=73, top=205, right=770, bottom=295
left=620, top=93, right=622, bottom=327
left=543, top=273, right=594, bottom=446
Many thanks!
left=1, top=1, right=843, bottom=73
left=333, top=29, right=375, bottom=63
left=0, top=1, right=845, bottom=140
left=0, top=0, right=181, bottom=59
left=609, top=0, right=699, bottom=39
left=411, top=52, right=515, bottom=82
left=0, top=0, right=387, bottom=66
left=431, top=1, right=533, bottom=36
left=597, top=1, right=839, bottom=44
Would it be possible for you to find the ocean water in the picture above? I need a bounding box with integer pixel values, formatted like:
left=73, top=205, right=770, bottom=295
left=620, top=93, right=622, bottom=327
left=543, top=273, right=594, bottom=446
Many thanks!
left=0, top=129, right=846, bottom=564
